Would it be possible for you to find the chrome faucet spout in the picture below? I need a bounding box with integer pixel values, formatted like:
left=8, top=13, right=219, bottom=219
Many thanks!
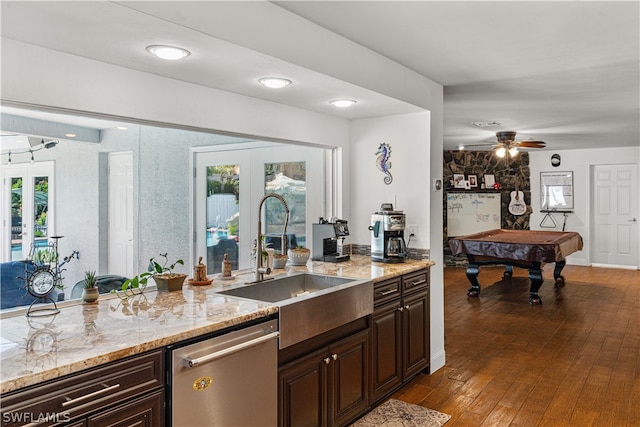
left=255, top=193, right=290, bottom=283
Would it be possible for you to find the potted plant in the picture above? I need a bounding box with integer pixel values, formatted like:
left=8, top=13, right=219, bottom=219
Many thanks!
left=288, top=245, right=310, bottom=266
left=148, top=253, right=186, bottom=292
left=119, top=253, right=186, bottom=295
left=81, top=270, right=99, bottom=303
left=272, top=250, right=288, bottom=269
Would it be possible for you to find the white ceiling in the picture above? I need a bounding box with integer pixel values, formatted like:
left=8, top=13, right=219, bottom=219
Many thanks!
left=1, top=1, right=638, bottom=152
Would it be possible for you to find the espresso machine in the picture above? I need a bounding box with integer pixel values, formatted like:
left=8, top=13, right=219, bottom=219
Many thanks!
left=312, top=218, right=350, bottom=262
left=369, top=204, right=407, bottom=263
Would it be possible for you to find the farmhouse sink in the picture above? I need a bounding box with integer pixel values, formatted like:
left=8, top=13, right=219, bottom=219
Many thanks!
left=217, top=272, right=373, bottom=348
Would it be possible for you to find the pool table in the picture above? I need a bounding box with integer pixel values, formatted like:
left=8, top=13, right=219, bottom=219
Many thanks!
left=449, top=229, right=583, bottom=304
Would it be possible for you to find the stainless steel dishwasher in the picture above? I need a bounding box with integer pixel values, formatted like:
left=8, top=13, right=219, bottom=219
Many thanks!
left=167, top=318, right=279, bottom=426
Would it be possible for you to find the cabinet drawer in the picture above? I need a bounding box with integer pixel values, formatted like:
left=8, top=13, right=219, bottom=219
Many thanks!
left=0, top=350, right=164, bottom=426
left=373, top=277, right=401, bottom=305
left=402, top=269, right=429, bottom=294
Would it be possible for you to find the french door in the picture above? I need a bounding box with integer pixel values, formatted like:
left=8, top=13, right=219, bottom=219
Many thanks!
left=193, top=143, right=325, bottom=274
left=1, top=162, right=54, bottom=261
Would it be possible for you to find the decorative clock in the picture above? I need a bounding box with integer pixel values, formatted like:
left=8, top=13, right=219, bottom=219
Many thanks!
left=21, top=236, right=79, bottom=317
left=26, top=267, right=57, bottom=298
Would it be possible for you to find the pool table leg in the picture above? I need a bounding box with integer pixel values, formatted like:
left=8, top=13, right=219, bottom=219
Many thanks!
left=503, top=265, right=513, bottom=279
left=553, top=260, right=566, bottom=286
left=465, top=263, right=481, bottom=297
left=528, top=261, right=544, bottom=305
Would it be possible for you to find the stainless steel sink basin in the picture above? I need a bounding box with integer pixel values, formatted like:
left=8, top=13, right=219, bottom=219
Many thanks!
left=217, top=272, right=373, bottom=348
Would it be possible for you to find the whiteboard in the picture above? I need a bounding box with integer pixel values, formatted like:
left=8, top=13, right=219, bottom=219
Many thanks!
left=447, top=192, right=501, bottom=237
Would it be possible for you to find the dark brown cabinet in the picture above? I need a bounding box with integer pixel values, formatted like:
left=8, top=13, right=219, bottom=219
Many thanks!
left=0, top=350, right=164, bottom=427
left=370, top=268, right=430, bottom=404
left=279, top=326, right=369, bottom=427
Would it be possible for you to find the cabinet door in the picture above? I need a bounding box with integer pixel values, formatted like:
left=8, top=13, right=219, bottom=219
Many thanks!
left=370, top=300, right=402, bottom=404
left=87, top=390, right=164, bottom=427
left=279, top=347, right=327, bottom=427
left=402, top=291, right=430, bottom=379
left=328, top=329, right=369, bottom=427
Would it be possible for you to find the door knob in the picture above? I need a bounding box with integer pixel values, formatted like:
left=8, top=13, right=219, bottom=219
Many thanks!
left=630, top=218, right=637, bottom=222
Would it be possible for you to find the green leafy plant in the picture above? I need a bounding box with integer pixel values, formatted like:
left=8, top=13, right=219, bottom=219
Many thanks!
left=120, top=253, right=185, bottom=293
left=83, top=270, right=98, bottom=289
left=148, top=253, right=185, bottom=277
left=31, top=248, right=58, bottom=263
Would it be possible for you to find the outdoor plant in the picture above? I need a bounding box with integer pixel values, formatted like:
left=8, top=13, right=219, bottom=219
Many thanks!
left=83, top=270, right=98, bottom=289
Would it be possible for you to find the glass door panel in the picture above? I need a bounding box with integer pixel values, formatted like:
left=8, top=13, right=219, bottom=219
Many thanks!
left=32, top=176, right=50, bottom=254
left=10, top=177, right=23, bottom=260
left=205, top=165, right=240, bottom=274
left=264, top=161, right=306, bottom=252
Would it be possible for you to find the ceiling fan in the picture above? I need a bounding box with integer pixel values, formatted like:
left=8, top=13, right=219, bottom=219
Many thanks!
left=493, top=131, right=546, bottom=158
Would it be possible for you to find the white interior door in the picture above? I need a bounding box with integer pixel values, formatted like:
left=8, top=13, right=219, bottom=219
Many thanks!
left=108, top=152, right=134, bottom=277
left=591, top=164, right=638, bottom=268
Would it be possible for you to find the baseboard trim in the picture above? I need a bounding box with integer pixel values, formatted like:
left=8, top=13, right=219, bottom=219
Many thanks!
left=430, top=349, right=446, bottom=373
left=591, top=263, right=638, bottom=270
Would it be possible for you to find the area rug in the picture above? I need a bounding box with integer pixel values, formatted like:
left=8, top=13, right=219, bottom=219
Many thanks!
left=350, top=398, right=451, bottom=427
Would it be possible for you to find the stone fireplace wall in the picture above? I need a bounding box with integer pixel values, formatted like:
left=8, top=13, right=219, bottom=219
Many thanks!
left=443, top=150, right=531, bottom=266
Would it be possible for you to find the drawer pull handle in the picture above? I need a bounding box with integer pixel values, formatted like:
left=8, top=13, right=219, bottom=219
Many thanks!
left=379, top=288, right=398, bottom=296
left=407, top=279, right=427, bottom=287
left=187, top=332, right=279, bottom=367
left=62, top=383, right=120, bottom=407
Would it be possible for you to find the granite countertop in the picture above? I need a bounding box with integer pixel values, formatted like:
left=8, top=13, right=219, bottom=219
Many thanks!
left=0, top=255, right=433, bottom=394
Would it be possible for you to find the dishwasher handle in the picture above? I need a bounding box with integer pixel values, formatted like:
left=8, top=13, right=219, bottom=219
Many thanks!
left=186, top=331, right=279, bottom=368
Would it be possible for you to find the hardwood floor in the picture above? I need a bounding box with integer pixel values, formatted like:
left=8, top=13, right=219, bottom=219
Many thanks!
left=392, top=264, right=640, bottom=426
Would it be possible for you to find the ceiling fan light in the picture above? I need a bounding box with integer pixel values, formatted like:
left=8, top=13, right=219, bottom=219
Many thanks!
left=509, top=147, right=519, bottom=157
left=496, top=147, right=506, bottom=158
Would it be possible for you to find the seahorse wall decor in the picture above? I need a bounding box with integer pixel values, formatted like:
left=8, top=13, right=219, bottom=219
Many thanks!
left=375, top=142, right=393, bottom=184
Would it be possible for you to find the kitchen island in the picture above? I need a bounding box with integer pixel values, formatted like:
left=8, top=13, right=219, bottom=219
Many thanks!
left=0, top=255, right=433, bottom=394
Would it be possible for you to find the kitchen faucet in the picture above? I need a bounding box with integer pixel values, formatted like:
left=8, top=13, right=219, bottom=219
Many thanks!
left=254, top=193, right=290, bottom=283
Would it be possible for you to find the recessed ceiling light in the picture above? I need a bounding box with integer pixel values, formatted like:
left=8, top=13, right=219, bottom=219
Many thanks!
left=146, top=45, right=191, bottom=60
left=65, top=133, right=76, bottom=138
left=258, top=77, right=292, bottom=89
left=329, top=99, right=357, bottom=108
left=116, top=126, right=128, bottom=131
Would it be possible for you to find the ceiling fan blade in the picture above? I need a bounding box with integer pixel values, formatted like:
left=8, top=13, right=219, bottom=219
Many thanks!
left=516, top=140, right=546, bottom=148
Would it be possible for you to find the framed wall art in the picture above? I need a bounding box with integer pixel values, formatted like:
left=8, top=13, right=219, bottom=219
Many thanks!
left=540, top=171, right=574, bottom=210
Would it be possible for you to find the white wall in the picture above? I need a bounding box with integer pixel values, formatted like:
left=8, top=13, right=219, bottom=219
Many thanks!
left=350, top=112, right=431, bottom=247
left=529, top=146, right=640, bottom=267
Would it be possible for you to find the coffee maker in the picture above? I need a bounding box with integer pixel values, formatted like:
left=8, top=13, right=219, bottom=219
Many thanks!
left=312, top=218, right=350, bottom=262
left=369, top=204, right=407, bottom=263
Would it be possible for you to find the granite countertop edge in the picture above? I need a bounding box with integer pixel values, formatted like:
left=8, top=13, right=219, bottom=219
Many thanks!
left=0, top=256, right=433, bottom=394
